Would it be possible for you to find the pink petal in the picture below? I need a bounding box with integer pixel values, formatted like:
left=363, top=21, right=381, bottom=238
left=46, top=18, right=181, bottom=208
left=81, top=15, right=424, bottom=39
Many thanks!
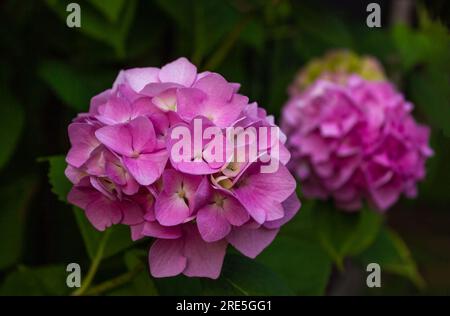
left=85, top=197, right=122, bottom=231
left=155, top=191, right=190, bottom=226
left=264, top=193, right=301, bottom=229
left=197, top=204, right=231, bottom=242
left=149, top=238, right=187, bottom=278
left=128, top=116, right=156, bottom=153
left=193, top=73, right=233, bottom=102
left=142, top=221, right=183, bottom=239
left=123, top=150, right=168, bottom=185
left=227, top=226, right=279, bottom=258
left=158, top=57, right=197, bottom=87
left=67, top=123, right=100, bottom=168
left=183, top=225, right=227, bottom=279
left=95, top=123, right=133, bottom=156
left=222, top=196, right=250, bottom=226
left=114, top=67, right=160, bottom=93
left=119, top=199, right=144, bottom=225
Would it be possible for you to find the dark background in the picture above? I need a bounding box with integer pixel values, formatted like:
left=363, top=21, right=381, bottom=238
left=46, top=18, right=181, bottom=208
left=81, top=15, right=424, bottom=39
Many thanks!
left=0, top=0, right=449, bottom=295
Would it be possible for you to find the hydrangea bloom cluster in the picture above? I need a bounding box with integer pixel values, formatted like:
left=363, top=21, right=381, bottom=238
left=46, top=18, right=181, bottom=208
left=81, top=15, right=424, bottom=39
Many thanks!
left=289, top=50, right=386, bottom=95
left=282, top=75, right=432, bottom=211
left=66, top=57, right=299, bottom=279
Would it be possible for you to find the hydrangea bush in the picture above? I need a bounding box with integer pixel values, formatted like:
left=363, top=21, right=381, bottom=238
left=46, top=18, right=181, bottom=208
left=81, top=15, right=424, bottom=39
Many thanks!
left=65, top=57, right=299, bottom=279
left=282, top=75, right=433, bottom=211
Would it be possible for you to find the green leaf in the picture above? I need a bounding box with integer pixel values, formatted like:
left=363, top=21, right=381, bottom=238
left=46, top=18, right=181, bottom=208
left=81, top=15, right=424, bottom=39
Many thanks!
left=109, top=250, right=158, bottom=296
left=313, top=204, right=383, bottom=269
left=41, top=155, right=71, bottom=203
left=88, top=0, right=125, bottom=23
left=257, top=236, right=332, bottom=295
left=45, top=0, right=137, bottom=57
left=409, top=68, right=450, bottom=137
left=202, top=254, right=294, bottom=295
left=73, top=207, right=134, bottom=261
left=0, top=87, right=24, bottom=169
left=357, top=227, right=425, bottom=289
left=0, top=265, right=69, bottom=296
left=38, top=61, right=112, bottom=111
left=0, top=177, right=37, bottom=269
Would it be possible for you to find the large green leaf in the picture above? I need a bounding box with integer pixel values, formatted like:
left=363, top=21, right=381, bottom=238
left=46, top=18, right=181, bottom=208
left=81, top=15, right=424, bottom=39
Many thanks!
left=73, top=207, right=134, bottom=261
left=313, top=204, right=383, bottom=269
left=409, top=68, right=450, bottom=138
left=0, top=177, right=37, bottom=269
left=108, top=250, right=158, bottom=296
left=88, top=0, right=125, bottom=23
left=0, top=265, right=69, bottom=296
left=38, top=61, right=112, bottom=112
left=155, top=0, right=239, bottom=64
left=357, top=227, right=425, bottom=289
left=41, top=155, right=71, bottom=203
left=0, top=87, right=24, bottom=169
left=257, top=236, right=332, bottom=295
left=43, top=155, right=134, bottom=261
left=283, top=200, right=382, bottom=270
left=45, top=0, right=137, bottom=57
left=202, top=254, right=294, bottom=295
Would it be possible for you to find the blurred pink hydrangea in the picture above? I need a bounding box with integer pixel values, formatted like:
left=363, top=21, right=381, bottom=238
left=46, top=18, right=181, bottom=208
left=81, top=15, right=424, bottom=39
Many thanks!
left=65, top=57, right=299, bottom=279
left=281, top=75, right=432, bottom=212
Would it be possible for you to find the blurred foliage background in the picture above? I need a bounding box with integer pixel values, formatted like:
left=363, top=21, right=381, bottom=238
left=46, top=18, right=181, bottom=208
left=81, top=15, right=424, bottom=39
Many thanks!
left=0, top=0, right=449, bottom=296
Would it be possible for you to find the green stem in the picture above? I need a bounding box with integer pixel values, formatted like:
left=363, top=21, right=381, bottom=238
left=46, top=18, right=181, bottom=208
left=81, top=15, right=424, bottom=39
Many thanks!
left=84, top=264, right=145, bottom=296
left=71, top=229, right=112, bottom=296
left=203, top=16, right=251, bottom=71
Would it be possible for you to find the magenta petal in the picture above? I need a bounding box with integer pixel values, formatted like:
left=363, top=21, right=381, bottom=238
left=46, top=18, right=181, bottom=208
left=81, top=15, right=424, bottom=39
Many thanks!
left=158, top=57, right=197, bottom=87
left=95, top=124, right=133, bottom=156
left=96, top=96, right=133, bottom=125
left=193, top=73, right=233, bottom=102
left=264, top=193, right=301, bottom=229
left=197, top=204, right=231, bottom=242
left=130, top=223, right=145, bottom=241
left=85, top=197, right=122, bottom=231
left=67, top=123, right=100, bottom=168
left=123, top=150, right=168, bottom=185
left=149, top=238, right=187, bottom=278
left=67, top=185, right=97, bottom=209
left=155, top=191, right=190, bottom=226
left=227, top=226, right=279, bottom=258
left=234, top=164, right=296, bottom=223
left=222, top=196, right=249, bottom=226
left=176, top=88, right=207, bottom=121
left=65, top=165, right=86, bottom=184
left=128, top=116, right=156, bottom=153
left=120, top=200, right=144, bottom=225
left=183, top=225, right=227, bottom=279
left=142, top=221, right=183, bottom=239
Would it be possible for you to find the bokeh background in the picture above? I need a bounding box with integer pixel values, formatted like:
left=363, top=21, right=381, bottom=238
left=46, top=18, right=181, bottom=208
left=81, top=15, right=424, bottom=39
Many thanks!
left=0, top=0, right=449, bottom=295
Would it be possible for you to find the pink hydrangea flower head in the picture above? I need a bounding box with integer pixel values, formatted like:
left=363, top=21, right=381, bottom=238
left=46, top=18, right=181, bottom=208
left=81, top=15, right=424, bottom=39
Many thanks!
left=66, top=57, right=300, bottom=279
left=282, top=75, right=432, bottom=212
left=289, top=50, right=386, bottom=95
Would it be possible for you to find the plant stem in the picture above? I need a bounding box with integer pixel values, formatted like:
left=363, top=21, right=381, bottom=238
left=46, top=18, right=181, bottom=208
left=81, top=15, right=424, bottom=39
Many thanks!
left=203, top=16, right=251, bottom=71
left=71, top=229, right=112, bottom=296
left=84, top=264, right=145, bottom=296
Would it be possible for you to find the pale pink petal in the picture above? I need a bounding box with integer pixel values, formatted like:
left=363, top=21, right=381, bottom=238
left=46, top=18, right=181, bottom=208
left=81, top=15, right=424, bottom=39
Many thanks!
left=158, top=57, right=197, bottom=87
